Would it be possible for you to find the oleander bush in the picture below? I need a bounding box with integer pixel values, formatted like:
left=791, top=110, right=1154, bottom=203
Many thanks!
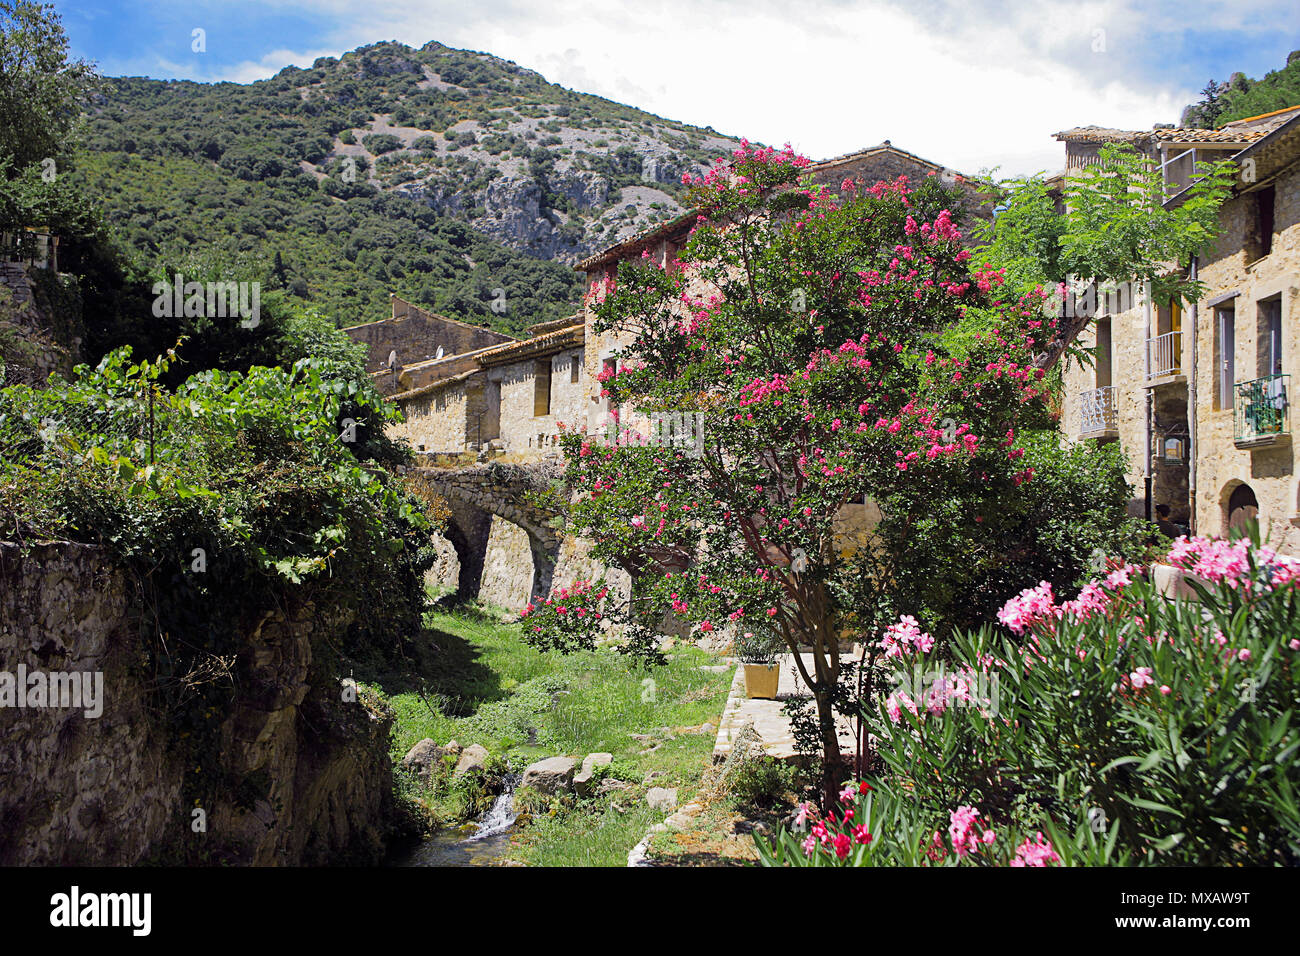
left=758, top=532, right=1300, bottom=865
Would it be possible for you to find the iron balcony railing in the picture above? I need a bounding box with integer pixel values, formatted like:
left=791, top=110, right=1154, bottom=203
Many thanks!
left=1146, top=331, right=1183, bottom=379
left=1080, top=385, right=1118, bottom=435
left=1234, top=374, right=1290, bottom=446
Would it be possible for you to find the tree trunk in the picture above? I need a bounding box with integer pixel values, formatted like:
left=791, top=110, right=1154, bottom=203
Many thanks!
left=814, top=686, right=844, bottom=808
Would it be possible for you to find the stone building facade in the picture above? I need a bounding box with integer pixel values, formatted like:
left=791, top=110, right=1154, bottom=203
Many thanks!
left=365, top=142, right=988, bottom=611
left=1058, top=107, right=1300, bottom=552
left=345, top=294, right=514, bottom=393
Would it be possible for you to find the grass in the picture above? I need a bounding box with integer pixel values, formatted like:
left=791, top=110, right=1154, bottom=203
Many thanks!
left=359, top=597, right=735, bottom=866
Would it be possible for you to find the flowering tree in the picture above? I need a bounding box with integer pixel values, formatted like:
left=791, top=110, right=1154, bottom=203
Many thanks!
left=524, top=142, right=1105, bottom=805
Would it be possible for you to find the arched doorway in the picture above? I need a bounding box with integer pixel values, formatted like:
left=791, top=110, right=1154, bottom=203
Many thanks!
left=1226, top=483, right=1259, bottom=536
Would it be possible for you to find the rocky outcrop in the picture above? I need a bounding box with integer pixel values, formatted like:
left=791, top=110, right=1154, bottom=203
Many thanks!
left=0, top=541, right=396, bottom=866
left=454, top=744, right=490, bottom=775
left=521, top=756, right=576, bottom=794
left=646, top=787, right=678, bottom=812
left=574, top=752, right=612, bottom=796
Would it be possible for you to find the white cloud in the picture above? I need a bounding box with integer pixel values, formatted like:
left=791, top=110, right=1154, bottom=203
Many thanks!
left=130, top=0, right=1292, bottom=175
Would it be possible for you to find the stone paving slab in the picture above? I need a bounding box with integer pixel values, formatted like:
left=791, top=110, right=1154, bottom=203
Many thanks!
left=712, top=653, right=859, bottom=761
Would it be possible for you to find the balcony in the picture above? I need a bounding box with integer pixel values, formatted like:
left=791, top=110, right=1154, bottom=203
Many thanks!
left=1234, top=374, right=1290, bottom=449
left=1145, top=331, right=1184, bottom=384
left=1079, top=386, right=1118, bottom=439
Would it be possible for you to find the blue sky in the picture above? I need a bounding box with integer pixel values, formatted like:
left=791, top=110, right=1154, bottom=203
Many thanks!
left=59, top=0, right=1300, bottom=176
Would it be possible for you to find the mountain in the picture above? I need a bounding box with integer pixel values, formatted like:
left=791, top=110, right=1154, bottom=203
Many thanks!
left=1180, top=50, right=1300, bottom=129
left=71, top=40, right=744, bottom=336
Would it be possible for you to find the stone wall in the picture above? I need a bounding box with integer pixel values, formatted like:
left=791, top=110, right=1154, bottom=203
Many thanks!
left=1060, top=299, right=1156, bottom=520
left=0, top=263, right=83, bottom=387
left=477, top=517, right=535, bottom=611
left=0, top=541, right=181, bottom=865
left=391, top=377, right=471, bottom=453
left=344, top=295, right=513, bottom=374
left=0, top=541, right=395, bottom=866
left=494, top=346, right=586, bottom=453
left=1193, top=163, right=1300, bottom=551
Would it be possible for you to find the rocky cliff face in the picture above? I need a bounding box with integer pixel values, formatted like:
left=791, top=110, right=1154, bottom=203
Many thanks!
left=0, top=541, right=395, bottom=866
left=296, top=42, right=739, bottom=264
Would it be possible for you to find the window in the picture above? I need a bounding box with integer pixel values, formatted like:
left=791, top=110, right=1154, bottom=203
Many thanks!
left=533, top=359, right=551, bottom=417
left=1258, top=297, right=1283, bottom=377
left=1255, top=186, right=1276, bottom=260
left=570, top=354, right=580, bottom=383
left=1094, top=317, right=1112, bottom=387
left=1215, top=305, right=1236, bottom=410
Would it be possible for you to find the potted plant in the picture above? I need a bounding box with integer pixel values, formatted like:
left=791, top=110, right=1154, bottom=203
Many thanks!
left=735, top=627, right=783, bottom=699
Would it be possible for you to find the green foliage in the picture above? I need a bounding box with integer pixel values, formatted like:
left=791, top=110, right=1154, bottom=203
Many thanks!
left=1060, top=144, right=1234, bottom=303
left=0, top=1, right=100, bottom=174
left=876, top=429, right=1155, bottom=637
left=1182, top=53, right=1300, bottom=128
left=973, top=143, right=1234, bottom=309
left=728, top=755, right=797, bottom=812
left=68, top=150, right=583, bottom=337
left=361, top=133, right=403, bottom=155
left=760, top=538, right=1300, bottom=865
left=0, top=343, right=438, bottom=801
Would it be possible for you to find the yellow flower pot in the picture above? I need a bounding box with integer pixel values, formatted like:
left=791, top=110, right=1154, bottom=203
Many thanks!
left=744, top=662, right=780, bottom=699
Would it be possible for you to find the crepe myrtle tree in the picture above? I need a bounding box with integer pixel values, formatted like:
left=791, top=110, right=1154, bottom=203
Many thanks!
left=522, top=142, right=1058, bottom=804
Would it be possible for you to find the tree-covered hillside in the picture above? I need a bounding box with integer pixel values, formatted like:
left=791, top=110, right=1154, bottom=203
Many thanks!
left=1180, top=50, right=1300, bottom=129
left=72, top=40, right=745, bottom=334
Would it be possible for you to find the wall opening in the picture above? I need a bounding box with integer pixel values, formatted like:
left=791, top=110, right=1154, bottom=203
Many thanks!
left=1257, top=296, right=1283, bottom=378
left=1225, top=482, right=1259, bottom=537
left=533, top=359, right=552, bottom=417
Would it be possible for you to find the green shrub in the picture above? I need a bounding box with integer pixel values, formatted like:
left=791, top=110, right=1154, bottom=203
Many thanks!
left=361, top=133, right=403, bottom=155
left=760, top=532, right=1300, bottom=865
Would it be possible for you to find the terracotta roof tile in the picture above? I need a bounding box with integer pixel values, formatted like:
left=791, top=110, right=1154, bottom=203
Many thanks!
left=475, top=323, right=585, bottom=367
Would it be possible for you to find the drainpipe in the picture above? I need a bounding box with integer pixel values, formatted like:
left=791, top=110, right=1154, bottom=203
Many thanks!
left=1144, top=280, right=1154, bottom=522
left=1187, top=257, right=1199, bottom=534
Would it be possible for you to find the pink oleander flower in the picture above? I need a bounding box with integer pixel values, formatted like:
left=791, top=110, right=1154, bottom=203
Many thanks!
left=879, top=614, right=934, bottom=658
left=1011, top=832, right=1060, bottom=867
left=997, top=581, right=1057, bottom=635
left=1129, top=667, right=1154, bottom=690
left=948, top=805, right=984, bottom=857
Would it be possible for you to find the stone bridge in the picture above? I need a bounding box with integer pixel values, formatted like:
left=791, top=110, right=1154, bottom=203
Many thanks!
left=405, top=459, right=567, bottom=602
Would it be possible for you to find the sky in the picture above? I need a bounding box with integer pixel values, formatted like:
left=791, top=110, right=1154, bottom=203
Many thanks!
left=59, top=0, right=1300, bottom=177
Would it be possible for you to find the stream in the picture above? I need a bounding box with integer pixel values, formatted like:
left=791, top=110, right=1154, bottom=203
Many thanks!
left=393, top=773, right=519, bottom=867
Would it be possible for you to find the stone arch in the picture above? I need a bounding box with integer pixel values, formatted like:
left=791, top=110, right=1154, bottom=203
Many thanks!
left=1221, top=480, right=1259, bottom=537
left=407, top=462, right=565, bottom=603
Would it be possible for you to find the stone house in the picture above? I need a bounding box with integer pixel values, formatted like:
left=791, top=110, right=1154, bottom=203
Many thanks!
left=574, top=142, right=992, bottom=438
left=1057, top=106, right=1300, bottom=551
left=378, top=316, right=586, bottom=456
left=360, top=142, right=988, bottom=611
left=344, top=294, right=515, bottom=395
